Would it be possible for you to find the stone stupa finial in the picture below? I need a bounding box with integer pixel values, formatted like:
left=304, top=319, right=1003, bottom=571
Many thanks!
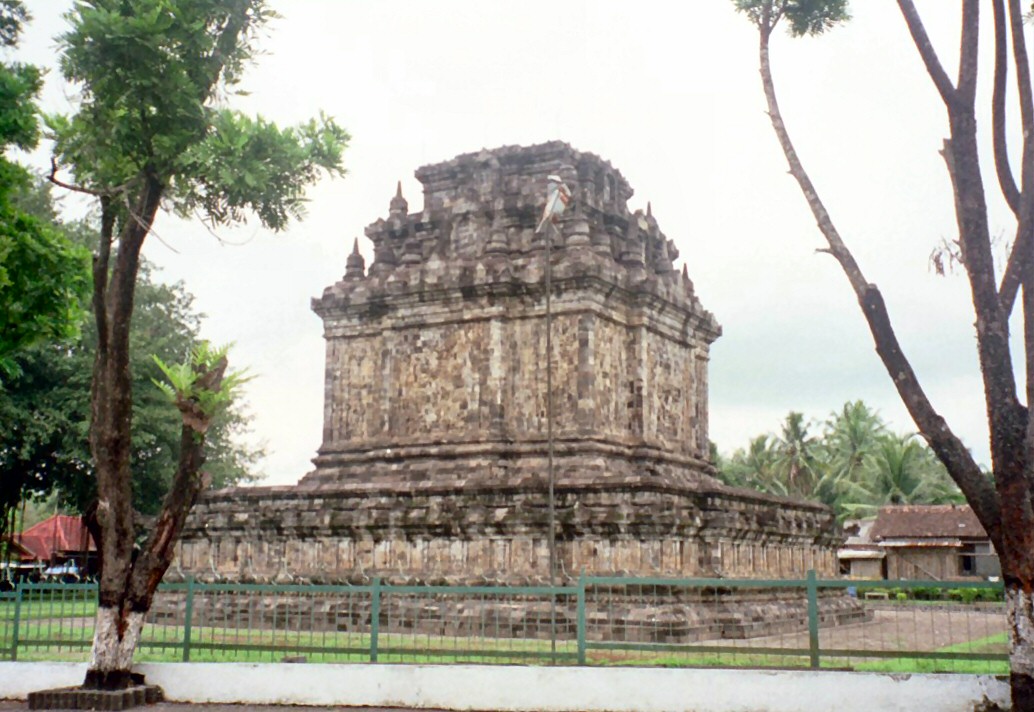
left=390, top=180, right=408, bottom=216
left=345, top=238, right=365, bottom=279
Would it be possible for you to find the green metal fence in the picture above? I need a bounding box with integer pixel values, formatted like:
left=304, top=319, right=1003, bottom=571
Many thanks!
left=0, top=573, right=1008, bottom=673
left=579, top=574, right=1006, bottom=672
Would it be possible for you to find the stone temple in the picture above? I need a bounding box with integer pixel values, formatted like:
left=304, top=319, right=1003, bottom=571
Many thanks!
left=174, top=142, right=858, bottom=637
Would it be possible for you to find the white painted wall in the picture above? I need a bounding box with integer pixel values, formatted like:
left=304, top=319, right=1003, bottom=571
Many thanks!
left=0, top=662, right=86, bottom=699
left=0, top=662, right=1011, bottom=712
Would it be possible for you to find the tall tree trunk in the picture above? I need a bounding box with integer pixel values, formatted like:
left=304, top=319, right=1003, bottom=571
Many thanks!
left=756, top=19, right=1001, bottom=540
left=85, top=344, right=222, bottom=687
left=1002, top=381, right=1034, bottom=711
left=47, top=0, right=313, bottom=692
left=752, top=2, right=1034, bottom=707
left=1007, top=581, right=1034, bottom=711
left=85, top=178, right=162, bottom=690
left=84, top=418, right=211, bottom=689
left=85, top=610, right=146, bottom=689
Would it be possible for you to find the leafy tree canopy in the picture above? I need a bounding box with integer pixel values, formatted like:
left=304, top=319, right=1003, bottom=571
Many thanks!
left=715, top=400, right=964, bottom=521
left=0, top=183, right=260, bottom=526
left=0, top=0, right=90, bottom=374
left=41, top=2, right=347, bottom=683
left=46, top=0, right=348, bottom=230
left=732, top=0, right=850, bottom=36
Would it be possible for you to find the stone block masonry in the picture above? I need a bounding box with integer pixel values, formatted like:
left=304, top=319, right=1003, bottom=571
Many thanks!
left=178, top=484, right=840, bottom=583
left=174, top=142, right=860, bottom=637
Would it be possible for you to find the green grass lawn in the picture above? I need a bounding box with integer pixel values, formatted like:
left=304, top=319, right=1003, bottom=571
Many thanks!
left=0, top=598, right=97, bottom=621
left=0, top=597, right=1009, bottom=674
left=7, top=620, right=578, bottom=665
left=849, top=633, right=1009, bottom=675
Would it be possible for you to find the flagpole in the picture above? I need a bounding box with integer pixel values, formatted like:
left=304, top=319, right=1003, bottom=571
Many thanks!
left=546, top=216, right=557, bottom=662
left=536, top=175, right=568, bottom=663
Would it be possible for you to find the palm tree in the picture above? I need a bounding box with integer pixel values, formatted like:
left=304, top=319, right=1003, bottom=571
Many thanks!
left=714, top=402, right=962, bottom=522
left=821, top=401, right=887, bottom=480
left=814, top=401, right=888, bottom=519
left=863, top=434, right=964, bottom=510
left=772, top=412, right=821, bottom=496
left=718, top=434, right=780, bottom=490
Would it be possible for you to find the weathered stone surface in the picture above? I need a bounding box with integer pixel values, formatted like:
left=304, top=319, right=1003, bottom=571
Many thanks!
left=305, top=142, right=719, bottom=491
left=178, top=484, right=839, bottom=582
left=174, top=142, right=858, bottom=637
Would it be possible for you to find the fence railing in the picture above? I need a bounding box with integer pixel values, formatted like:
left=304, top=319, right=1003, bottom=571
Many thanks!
left=0, top=573, right=1008, bottom=673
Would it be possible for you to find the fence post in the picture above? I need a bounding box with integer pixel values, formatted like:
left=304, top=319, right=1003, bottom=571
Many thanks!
left=577, top=572, right=586, bottom=666
left=370, top=577, right=381, bottom=663
left=806, top=569, right=820, bottom=669
left=182, top=576, right=195, bottom=662
left=10, top=584, right=22, bottom=661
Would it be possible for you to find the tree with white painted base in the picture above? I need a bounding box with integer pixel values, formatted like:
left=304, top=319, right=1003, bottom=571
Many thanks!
left=733, top=1, right=1034, bottom=709
left=46, top=0, right=348, bottom=689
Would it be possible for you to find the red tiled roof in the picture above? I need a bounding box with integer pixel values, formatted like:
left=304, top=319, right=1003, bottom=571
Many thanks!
left=16, top=515, right=95, bottom=562
left=2, top=538, right=37, bottom=561
left=870, top=505, right=986, bottom=542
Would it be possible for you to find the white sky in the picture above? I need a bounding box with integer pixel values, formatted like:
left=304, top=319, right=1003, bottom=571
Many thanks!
left=16, top=1, right=1023, bottom=484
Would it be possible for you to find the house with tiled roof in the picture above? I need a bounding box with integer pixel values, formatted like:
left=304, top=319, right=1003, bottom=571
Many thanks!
left=13, top=514, right=95, bottom=564
left=2, top=538, right=36, bottom=562
left=869, top=504, right=999, bottom=581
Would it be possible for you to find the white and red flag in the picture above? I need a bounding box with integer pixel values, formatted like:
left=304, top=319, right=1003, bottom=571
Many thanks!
left=535, top=174, right=572, bottom=233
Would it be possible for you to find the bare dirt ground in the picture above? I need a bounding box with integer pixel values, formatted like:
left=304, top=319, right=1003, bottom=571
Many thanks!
left=583, top=603, right=1009, bottom=669
left=722, top=605, right=1008, bottom=654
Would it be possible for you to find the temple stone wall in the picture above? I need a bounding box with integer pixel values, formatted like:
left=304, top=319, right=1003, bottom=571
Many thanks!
left=319, top=306, right=710, bottom=460
left=177, top=484, right=839, bottom=584
left=174, top=142, right=858, bottom=637
left=177, top=535, right=837, bottom=583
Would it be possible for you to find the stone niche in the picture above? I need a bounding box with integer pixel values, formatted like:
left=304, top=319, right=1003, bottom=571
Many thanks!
left=172, top=142, right=862, bottom=638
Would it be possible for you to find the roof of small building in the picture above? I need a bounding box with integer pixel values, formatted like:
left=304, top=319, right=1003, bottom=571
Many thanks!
left=870, top=504, right=986, bottom=542
left=842, top=518, right=876, bottom=547
left=15, top=515, right=95, bottom=562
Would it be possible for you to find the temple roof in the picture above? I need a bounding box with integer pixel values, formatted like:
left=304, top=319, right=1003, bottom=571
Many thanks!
left=315, top=142, right=719, bottom=341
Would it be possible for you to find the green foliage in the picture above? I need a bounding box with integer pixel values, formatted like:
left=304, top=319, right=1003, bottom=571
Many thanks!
left=952, top=588, right=980, bottom=604
left=175, top=111, right=347, bottom=231
left=872, top=587, right=1003, bottom=604
left=153, top=341, right=248, bottom=420
left=0, top=0, right=28, bottom=47
left=732, top=0, right=850, bottom=36
left=30, top=0, right=344, bottom=528
left=0, top=5, right=91, bottom=373
left=716, top=400, right=964, bottom=520
left=0, top=276, right=261, bottom=515
left=0, top=193, right=261, bottom=517
left=0, top=60, right=40, bottom=150
left=38, top=2, right=345, bottom=627
left=910, top=586, right=941, bottom=601
left=0, top=210, right=91, bottom=373
left=50, top=0, right=271, bottom=188
left=46, top=0, right=348, bottom=232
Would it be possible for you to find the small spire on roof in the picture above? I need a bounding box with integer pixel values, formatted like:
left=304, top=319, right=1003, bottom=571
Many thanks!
left=345, top=237, right=366, bottom=279
left=390, top=180, right=408, bottom=215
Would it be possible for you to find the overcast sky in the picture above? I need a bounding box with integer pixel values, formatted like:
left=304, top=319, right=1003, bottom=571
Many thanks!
left=16, top=2, right=1021, bottom=484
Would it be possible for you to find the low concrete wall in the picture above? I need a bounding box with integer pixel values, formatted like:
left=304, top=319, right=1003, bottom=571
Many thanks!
left=0, top=662, right=1010, bottom=712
